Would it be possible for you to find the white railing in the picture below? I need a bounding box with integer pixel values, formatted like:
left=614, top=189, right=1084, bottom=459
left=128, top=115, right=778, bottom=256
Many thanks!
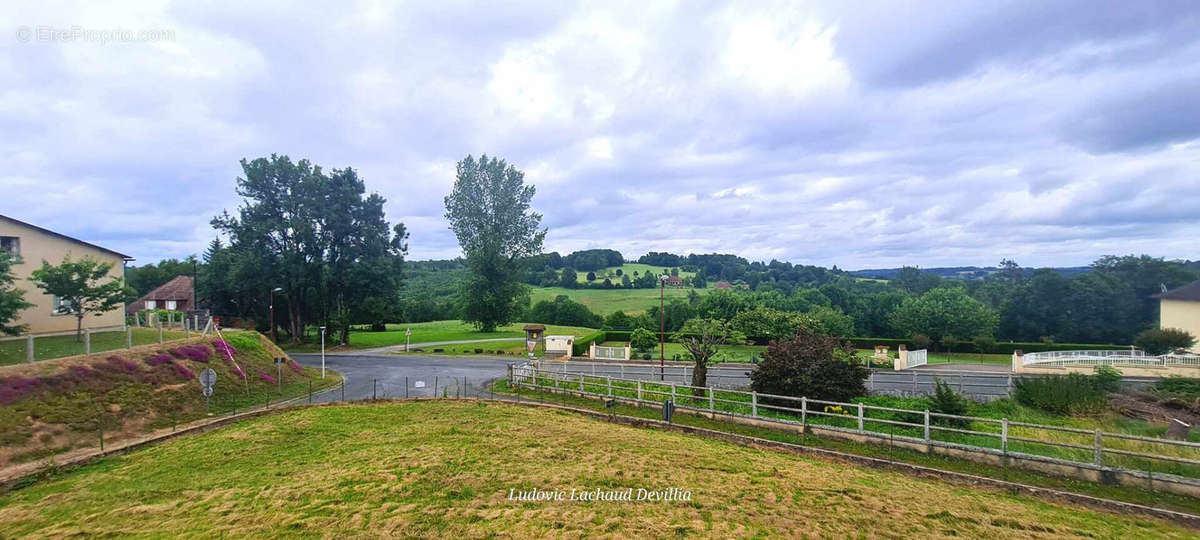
left=906, top=349, right=927, bottom=369
left=1024, top=350, right=1200, bottom=368
left=595, top=346, right=626, bottom=360
left=508, top=365, right=1200, bottom=482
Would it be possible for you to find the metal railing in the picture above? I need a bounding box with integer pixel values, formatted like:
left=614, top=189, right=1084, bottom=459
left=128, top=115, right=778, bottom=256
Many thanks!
left=906, top=349, right=928, bottom=368
left=594, top=346, right=627, bottom=360
left=1024, top=350, right=1200, bottom=368
left=510, top=364, right=1200, bottom=482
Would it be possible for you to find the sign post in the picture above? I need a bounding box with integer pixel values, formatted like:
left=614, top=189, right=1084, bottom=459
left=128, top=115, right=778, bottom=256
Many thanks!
left=319, top=326, right=326, bottom=379
left=274, top=357, right=285, bottom=393
left=405, top=328, right=412, bottom=352
left=199, top=368, right=217, bottom=415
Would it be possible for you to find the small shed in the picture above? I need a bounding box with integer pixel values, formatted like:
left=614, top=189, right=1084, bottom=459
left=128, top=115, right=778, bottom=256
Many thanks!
left=523, top=324, right=546, bottom=342
left=544, top=335, right=575, bottom=357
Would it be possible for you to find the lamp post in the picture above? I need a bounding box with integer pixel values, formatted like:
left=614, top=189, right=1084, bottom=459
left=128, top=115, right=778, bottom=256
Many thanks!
left=319, top=325, right=326, bottom=379
left=659, top=274, right=668, bottom=381
left=269, top=287, right=283, bottom=343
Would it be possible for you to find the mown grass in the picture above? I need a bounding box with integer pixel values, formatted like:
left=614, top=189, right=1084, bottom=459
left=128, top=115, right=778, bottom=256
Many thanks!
left=0, top=328, right=189, bottom=366
left=509, top=373, right=1200, bottom=480
left=562, top=263, right=698, bottom=284
left=284, top=320, right=599, bottom=353
left=530, top=286, right=698, bottom=315
left=0, top=401, right=1190, bottom=537
left=495, top=381, right=1200, bottom=516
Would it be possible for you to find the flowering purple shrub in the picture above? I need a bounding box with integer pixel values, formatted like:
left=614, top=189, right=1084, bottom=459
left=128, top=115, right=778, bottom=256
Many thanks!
left=98, top=355, right=141, bottom=375
left=169, top=359, right=195, bottom=380
left=259, top=370, right=276, bottom=384
left=146, top=354, right=174, bottom=366
left=288, top=359, right=304, bottom=374
left=169, top=344, right=211, bottom=363
left=212, top=339, right=238, bottom=359
left=231, top=364, right=247, bottom=380
left=0, top=376, right=39, bottom=405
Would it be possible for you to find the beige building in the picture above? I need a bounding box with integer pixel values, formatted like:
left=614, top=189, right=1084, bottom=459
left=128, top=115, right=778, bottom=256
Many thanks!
left=1157, top=280, right=1200, bottom=353
left=1, top=215, right=133, bottom=335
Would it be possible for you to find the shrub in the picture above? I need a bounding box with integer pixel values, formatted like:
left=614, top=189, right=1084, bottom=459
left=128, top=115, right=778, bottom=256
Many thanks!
left=929, top=379, right=970, bottom=428
left=288, top=359, right=304, bottom=374
left=145, top=354, right=174, bottom=366
left=212, top=339, right=238, bottom=359
left=1133, top=328, right=1196, bottom=355
left=910, top=334, right=932, bottom=350
left=259, top=370, right=276, bottom=384
left=1093, top=365, right=1123, bottom=393
left=224, top=332, right=264, bottom=352
left=1153, top=376, right=1200, bottom=400
left=630, top=328, right=657, bottom=352
left=1013, top=373, right=1112, bottom=415
left=750, top=327, right=867, bottom=403
left=169, top=344, right=211, bottom=363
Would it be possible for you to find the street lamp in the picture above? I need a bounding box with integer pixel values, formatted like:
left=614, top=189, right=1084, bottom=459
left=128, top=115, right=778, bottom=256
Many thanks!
left=269, top=287, right=283, bottom=343
left=319, top=326, right=327, bottom=379
left=659, top=274, right=669, bottom=381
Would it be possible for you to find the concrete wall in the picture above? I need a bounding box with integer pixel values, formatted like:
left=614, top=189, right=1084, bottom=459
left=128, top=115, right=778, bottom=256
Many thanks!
left=1161, top=299, right=1200, bottom=353
left=0, top=219, right=127, bottom=335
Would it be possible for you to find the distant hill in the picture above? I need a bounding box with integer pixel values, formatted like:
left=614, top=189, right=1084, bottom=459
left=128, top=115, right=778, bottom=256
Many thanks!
left=846, top=266, right=1093, bottom=280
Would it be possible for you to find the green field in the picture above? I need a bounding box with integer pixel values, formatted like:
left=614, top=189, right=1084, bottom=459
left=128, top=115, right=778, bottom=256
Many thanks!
left=286, top=320, right=598, bottom=352
left=530, top=286, right=697, bottom=315
left=0, top=401, right=1187, bottom=537
left=605, top=341, right=767, bottom=363
left=0, top=328, right=188, bottom=366
left=565, top=263, right=697, bottom=284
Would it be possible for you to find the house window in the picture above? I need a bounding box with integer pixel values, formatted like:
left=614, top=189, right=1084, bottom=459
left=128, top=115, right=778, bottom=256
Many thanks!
left=51, top=296, right=74, bottom=315
left=0, top=236, right=18, bottom=257
left=165, top=300, right=177, bottom=311
left=145, top=300, right=157, bottom=310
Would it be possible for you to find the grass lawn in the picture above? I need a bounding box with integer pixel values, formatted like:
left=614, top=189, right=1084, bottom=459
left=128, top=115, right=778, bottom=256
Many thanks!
left=530, top=286, right=699, bottom=315
left=565, top=263, right=697, bottom=284
left=0, top=328, right=188, bottom=366
left=495, top=381, right=1200, bottom=515
left=0, top=401, right=1189, bottom=537
left=604, top=341, right=766, bottom=363
left=285, top=320, right=599, bottom=353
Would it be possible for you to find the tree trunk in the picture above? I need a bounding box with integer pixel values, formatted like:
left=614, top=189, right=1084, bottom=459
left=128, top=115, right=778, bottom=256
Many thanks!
left=691, top=361, right=708, bottom=396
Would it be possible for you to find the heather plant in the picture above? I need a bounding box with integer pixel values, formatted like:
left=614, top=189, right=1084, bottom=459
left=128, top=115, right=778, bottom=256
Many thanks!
left=259, top=370, right=276, bottom=384
left=169, top=344, right=212, bottom=363
left=146, top=354, right=174, bottom=366
left=289, top=359, right=304, bottom=374
left=212, top=339, right=238, bottom=360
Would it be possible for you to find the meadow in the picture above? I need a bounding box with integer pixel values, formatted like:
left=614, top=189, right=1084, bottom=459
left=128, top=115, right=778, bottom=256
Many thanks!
left=0, top=401, right=1188, bottom=537
left=564, top=263, right=697, bottom=284
left=530, top=285, right=697, bottom=315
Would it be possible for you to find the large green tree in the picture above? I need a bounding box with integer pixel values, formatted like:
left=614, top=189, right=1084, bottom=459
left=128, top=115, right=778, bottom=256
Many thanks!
left=889, top=287, right=998, bottom=345
left=444, top=154, right=546, bottom=332
left=29, top=256, right=134, bottom=340
left=0, top=251, right=33, bottom=335
left=211, top=155, right=408, bottom=343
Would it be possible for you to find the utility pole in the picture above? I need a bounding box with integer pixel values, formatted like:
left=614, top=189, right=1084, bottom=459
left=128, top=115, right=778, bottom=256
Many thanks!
left=659, top=274, right=667, bottom=381
left=269, top=287, right=282, bottom=343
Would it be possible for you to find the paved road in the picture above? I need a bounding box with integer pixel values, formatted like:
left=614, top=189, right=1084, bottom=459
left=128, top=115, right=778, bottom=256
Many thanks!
left=348, top=337, right=525, bottom=356
left=292, top=353, right=516, bottom=401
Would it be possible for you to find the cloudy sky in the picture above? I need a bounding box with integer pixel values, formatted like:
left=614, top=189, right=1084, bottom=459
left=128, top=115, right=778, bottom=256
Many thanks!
left=3, top=1, right=1199, bottom=269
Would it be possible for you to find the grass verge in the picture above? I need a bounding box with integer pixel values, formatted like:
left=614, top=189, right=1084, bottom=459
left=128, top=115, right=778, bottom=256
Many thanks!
left=0, top=401, right=1191, bottom=537
left=492, top=379, right=1200, bottom=515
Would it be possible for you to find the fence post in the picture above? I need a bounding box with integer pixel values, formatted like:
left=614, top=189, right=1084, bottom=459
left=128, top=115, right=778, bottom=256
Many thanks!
left=751, top=392, right=758, bottom=417
left=373, top=379, right=377, bottom=400
left=1094, top=429, right=1103, bottom=466
left=619, top=364, right=624, bottom=379
left=671, top=383, right=676, bottom=402
left=958, top=374, right=963, bottom=393
left=912, top=371, right=918, bottom=393
left=84, top=328, right=91, bottom=356
left=708, top=388, right=714, bottom=414
left=157, top=323, right=164, bottom=344
left=607, top=376, right=612, bottom=396
left=857, top=403, right=864, bottom=433
left=801, top=397, right=807, bottom=427
left=26, top=335, right=33, bottom=363
left=126, top=327, right=132, bottom=349
left=1006, top=374, right=1013, bottom=396
left=923, top=410, right=930, bottom=443
left=637, top=380, right=642, bottom=401
left=1001, top=418, right=1009, bottom=454
left=579, top=374, right=584, bottom=392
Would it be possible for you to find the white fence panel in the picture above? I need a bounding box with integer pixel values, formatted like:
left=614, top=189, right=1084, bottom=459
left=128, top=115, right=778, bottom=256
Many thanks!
left=906, top=349, right=927, bottom=369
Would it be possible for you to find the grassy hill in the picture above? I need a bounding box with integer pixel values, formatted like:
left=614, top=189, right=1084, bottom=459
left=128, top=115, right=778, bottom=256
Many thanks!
left=566, top=263, right=696, bottom=284
left=531, top=286, right=698, bottom=315
left=0, top=401, right=1187, bottom=537
left=0, top=331, right=338, bottom=467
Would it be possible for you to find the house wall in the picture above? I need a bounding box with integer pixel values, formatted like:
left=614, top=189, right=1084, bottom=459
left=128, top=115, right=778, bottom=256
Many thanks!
left=0, top=220, right=127, bottom=335
left=1161, top=299, right=1200, bottom=353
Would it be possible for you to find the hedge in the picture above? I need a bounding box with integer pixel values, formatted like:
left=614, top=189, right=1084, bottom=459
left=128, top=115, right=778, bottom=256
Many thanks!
left=572, top=331, right=607, bottom=356
left=844, top=337, right=1129, bottom=355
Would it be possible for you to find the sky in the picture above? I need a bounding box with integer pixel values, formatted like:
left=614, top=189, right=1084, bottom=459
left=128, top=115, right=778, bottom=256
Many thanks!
left=2, top=1, right=1199, bottom=270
